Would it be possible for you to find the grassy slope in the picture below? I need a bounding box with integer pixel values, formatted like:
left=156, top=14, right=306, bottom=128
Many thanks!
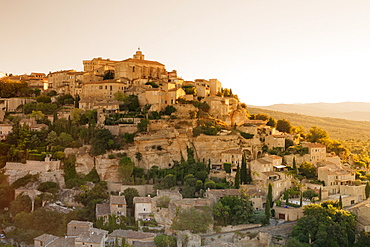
left=248, top=107, right=370, bottom=141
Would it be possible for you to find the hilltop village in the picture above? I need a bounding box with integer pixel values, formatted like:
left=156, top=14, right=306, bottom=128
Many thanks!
left=0, top=50, right=370, bottom=247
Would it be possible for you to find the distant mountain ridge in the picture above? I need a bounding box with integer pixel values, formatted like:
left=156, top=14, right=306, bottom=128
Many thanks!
left=250, top=102, right=370, bottom=122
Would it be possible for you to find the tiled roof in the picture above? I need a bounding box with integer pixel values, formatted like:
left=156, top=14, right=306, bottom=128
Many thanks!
left=68, top=220, right=93, bottom=227
left=34, top=234, right=58, bottom=243
left=121, top=58, right=164, bottom=66
left=262, top=171, right=280, bottom=177
left=319, top=164, right=353, bottom=175
left=110, top=195, right=126, bottom=205
left=132, top=241, right=156, bottom=247
left=221, top=148, right=243, bottom=154
left=75, top=231, right=105, bottom=244
left=267, top=155, right=283, bottom=160
left=206, top=189, right=241, bottom=198
left=48, top=236, right=76, bottom=247
left=133, top=197, right=151, bottom=204
left=96, top=203, right=111, bottom=216
left=109, top=230, right=155, bottom=239
left=255, top=158, right=272, bottom=165
left=302, top=142, right=326, bottom=148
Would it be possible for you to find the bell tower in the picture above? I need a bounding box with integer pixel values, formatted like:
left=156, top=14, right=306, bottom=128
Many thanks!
left=133, top=48, right=144, bottom=60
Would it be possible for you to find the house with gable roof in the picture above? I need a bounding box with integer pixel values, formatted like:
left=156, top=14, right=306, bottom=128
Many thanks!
left=96, top=195, right=127, bottom=222
left=133, top=196, right=153, bottom=221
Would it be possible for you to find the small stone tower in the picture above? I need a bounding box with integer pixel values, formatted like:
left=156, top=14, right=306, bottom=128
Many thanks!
left=133, top=48, right=144, bottom=60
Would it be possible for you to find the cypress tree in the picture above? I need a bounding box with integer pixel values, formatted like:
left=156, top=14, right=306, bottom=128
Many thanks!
left=299, top=191, right=303, bottom=207
left=267, top=183, right=273, bottom=208
left=339, top=195, right=343, bottom=209
left=241, top=153, right=247, bottom=184
left=234, top=165, right=240, bottom=189
left=292, top=157, right=297, bottom=173
left=366, top=182, right=370, bottom=199
left=264, top=198, right=271, bottom=225
left=319, top=187, right=322, bottom=201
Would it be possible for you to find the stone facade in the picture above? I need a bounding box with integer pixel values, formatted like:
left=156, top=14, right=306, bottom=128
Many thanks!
left=0, top=124, right=12, bottom=140
left=133, top=196, right=153, bottom=220
left=302, top=142, right=327, bottom=164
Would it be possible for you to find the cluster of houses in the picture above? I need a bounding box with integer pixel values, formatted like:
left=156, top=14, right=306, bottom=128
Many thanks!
left=1, top=51, right=370, bottom=245
left=34, top=220, right=156, bottom=247
left=0, top=49, right=226, bottom=114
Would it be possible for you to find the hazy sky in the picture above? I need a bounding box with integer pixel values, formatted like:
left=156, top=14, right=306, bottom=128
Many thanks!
left=1, top=0, right=370, bottom=105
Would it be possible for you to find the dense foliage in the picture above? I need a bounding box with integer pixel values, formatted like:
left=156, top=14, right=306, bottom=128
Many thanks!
left=291, top=203, right=356, bottom=246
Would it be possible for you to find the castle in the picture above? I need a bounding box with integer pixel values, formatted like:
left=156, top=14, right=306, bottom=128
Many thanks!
left=47, top=49, right=223, bottom=113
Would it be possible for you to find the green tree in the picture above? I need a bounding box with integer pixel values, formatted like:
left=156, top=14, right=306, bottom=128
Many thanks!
left=10, top=194, right=32, bottom=216
left=276, top=119, right=292, bottom=133
left=234, top=165, right=240, bottom=189
left=123, top=187, right=139, bottom=208
left=75, top=182, right=109, bottom=221
left=154, top=234, right=177, bottom=247
left=291, top=203, right=356, bottom=246
left=118, top=157, right=134, bottom=184
left=137, top=118, right=149, bottom=132
left=113, top=91, right=127, bottom=101
left=240, top=153, right=247, bottom=184
left=214, top=194, right=253, bottom=226
left=365, top=182, right=370, bottom=199
left=91, top=128, right=116, bottom=155
left=298, top=162, right=316, bottom=179
left=338, top=195, right=343, bottom=209
left=163, top=105, right=176, bottom=115
left=213, top=201, right=230, bottom=226
left=161, top=174, right=176, bottom=189
left=36, top=95, right=51, bottom=103
left=84, top=168, right=101, bottom=183
left=267, top=183, right=273, bottom=208
left=172, top=206, right=213, bottom=233
left=303, top=189, right=317, bottom=202
left=306, top=126, right=329, bottom=144
left=267, top=117, right=277, bottom=127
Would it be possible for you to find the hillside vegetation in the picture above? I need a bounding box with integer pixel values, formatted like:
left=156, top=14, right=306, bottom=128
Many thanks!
left=248, top=107, right=370, bottom=141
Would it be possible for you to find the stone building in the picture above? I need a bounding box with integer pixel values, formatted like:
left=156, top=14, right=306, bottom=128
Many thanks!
left=133, top=196, right=153, bottom=221
left=48, top=69, right=84, bottom=95
left=348, top=199, right=370, bottom=232
left=108, top=230, right=155, bottom=246
left=34, top=220, right=109, bottom=247
left=204, top=96, right=230, bottom=119
left=96, top=195, right=127, bottom=222
left=83, top=57, right=118, bottom=82
left=0, top=124, right=12, bottom=140
left=114, top=49, right=167, bottom=83
left=219, top=148, right=243, bottom=170
left=302, top=142, right=327, bottom=164
left=265, top=134, right=286, bottom=150
left=82, top=79, right=127, bottom=100
left=317, top=163, right=365, bottom=206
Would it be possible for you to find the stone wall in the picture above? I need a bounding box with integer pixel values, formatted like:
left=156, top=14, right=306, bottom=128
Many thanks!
left=174, top=104, right=198, bottom=118
left=107, top=183, right=154, bottom=196
left=4, top=159, right=61, bottom=173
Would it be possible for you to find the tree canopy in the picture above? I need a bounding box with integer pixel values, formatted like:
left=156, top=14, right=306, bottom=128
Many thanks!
left=291, top=203, right=356, bottom=246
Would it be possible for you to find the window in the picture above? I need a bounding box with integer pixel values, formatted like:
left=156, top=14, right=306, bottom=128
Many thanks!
left=118, top=204, right=122, bottom=208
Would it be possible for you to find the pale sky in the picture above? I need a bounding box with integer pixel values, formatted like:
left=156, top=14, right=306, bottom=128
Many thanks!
left=1, top=0, right=370, bottom=106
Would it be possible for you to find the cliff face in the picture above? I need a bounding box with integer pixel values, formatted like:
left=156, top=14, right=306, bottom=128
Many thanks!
left=61, top=126, right=262, bottom=184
